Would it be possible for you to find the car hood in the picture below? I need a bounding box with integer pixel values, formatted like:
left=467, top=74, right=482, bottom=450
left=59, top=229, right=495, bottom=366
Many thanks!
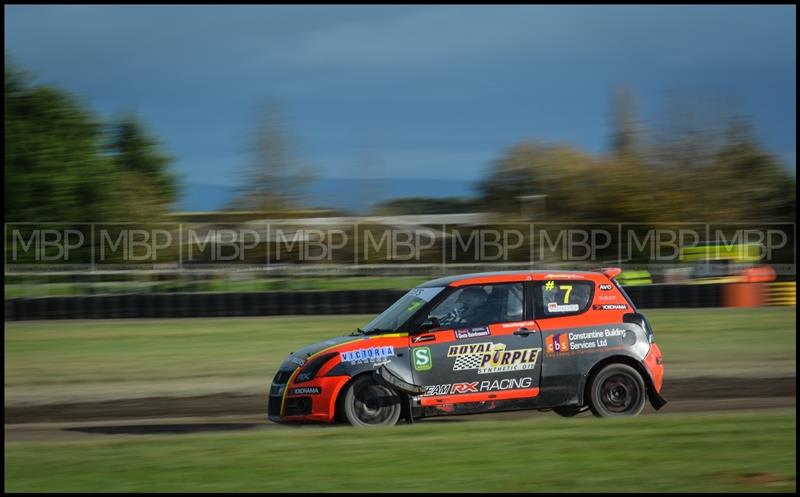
left=280, top=334, right=368, bottom=370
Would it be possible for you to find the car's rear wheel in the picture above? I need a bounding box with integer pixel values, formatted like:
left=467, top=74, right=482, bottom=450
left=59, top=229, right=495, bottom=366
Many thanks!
left=341, top=375, right=402, bottom=427
left=587, top=364, right=646, bottom=417
left=553, top=406, right=589, bottom=417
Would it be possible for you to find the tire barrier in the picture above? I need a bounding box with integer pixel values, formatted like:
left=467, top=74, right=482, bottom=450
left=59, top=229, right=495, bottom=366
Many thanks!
left=3, top=284, right=738, bottom=321
left=623, top=283, right=723, bottom=309
left=765, top=282, right=797, bottom=307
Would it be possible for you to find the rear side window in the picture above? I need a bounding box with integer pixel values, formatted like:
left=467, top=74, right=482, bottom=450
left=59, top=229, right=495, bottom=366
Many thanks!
left=613, top=279, right=637, bottom=309
left=536, top=280, right=593, bottom=318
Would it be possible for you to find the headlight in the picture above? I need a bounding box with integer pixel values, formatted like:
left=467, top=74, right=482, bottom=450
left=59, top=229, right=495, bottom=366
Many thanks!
left=294, top=352, right=338, bottom=383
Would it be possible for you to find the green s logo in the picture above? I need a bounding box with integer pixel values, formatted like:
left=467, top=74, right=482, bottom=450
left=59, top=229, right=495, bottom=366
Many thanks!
left=413, top=347, right=432, bottom=371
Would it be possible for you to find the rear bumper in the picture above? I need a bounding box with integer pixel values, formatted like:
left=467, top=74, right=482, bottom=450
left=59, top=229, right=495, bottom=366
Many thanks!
left=643, top=343, right=667, bottom=410
left=643, top=343, right=664, bottom=392
left=648, top=389, right=668, bottom=410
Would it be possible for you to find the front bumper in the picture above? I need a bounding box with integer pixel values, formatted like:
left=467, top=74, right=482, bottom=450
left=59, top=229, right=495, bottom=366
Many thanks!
left=267, top=373, right=349, bottom=424
left=268, top=394, right=314, bottom=421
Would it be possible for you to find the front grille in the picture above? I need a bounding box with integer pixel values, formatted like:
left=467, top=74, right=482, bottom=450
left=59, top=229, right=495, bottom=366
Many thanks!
left=268, top=395, right=283, bottom=418
left=268, top=369, right=296, bottom=420
left=284, top=397, right=312, bottom=416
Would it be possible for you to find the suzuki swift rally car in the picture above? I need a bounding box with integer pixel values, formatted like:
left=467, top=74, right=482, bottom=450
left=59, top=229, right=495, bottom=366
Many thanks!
left=267, top=269, right=666, bottom=427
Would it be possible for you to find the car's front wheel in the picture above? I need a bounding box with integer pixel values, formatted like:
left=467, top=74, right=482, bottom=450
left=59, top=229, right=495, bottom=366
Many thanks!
left=587, top=364, right=646, bottom=417
left=341, top=375, right=402, bottom=427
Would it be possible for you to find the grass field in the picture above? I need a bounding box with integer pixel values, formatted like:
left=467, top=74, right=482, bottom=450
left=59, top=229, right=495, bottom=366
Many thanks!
left=4, top=308, right=796, bottom=405
left=5, top=308, right=796, bottom=492
left=5, top=410, right=796, bottom=492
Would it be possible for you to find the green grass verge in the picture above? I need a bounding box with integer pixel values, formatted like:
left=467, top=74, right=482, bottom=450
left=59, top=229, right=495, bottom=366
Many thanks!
left=5, top=410, right=796, bottom=492
left=646, top=307, right=796, bottom=378
left=4, top=308, right=795, bottom=405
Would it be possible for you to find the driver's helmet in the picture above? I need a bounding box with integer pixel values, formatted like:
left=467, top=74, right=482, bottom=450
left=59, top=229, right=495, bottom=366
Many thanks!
left=449, top=286, right=489, bottom=324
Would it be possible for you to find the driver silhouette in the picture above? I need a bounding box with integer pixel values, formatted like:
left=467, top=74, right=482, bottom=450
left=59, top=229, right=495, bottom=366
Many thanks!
left=441, top=286, right=492, bottom=328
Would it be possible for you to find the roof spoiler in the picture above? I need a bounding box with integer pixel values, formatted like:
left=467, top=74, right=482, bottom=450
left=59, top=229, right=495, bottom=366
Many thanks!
left=598, top=267, right=622, bottom=279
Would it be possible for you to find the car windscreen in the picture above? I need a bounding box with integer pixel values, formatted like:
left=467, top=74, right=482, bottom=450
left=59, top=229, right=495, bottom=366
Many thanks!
left=363, top=287, right=445, bottom=333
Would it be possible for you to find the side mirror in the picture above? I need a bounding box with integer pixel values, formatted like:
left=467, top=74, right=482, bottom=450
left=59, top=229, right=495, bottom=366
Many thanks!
left=418, top=316, right=441, bottom=332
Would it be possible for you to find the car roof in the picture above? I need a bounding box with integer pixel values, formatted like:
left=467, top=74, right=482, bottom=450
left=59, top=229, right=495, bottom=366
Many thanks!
left=419, top=270, right=603, bottom=287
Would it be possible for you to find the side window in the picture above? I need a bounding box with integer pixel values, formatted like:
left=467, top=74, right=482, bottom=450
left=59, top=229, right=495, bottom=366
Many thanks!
left=429, top=283, right=524, bottom=329
left=537, top=280, right=593, bottom=317
left=504, top=284, right=524, bottom=322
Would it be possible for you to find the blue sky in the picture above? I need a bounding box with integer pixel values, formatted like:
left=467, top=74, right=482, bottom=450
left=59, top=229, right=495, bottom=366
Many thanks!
left=5, top=5, right=796, bottom=189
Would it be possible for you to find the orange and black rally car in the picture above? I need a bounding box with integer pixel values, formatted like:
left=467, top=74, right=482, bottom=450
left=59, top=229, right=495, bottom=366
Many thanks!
left=267, top=269, right=666, bottom=427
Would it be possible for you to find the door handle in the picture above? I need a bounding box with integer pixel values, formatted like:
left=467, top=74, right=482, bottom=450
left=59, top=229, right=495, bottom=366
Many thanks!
left=513, top=327, right=533, bottom=336
left=412, top=334, right=436, bottom=343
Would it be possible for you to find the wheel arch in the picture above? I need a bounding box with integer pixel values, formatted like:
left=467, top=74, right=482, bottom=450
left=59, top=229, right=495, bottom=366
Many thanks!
left=332, top=372, right=372, bottom=423
left=333, top=370, right=414, bottom=425
left=579, top=354, right=659, bottom=408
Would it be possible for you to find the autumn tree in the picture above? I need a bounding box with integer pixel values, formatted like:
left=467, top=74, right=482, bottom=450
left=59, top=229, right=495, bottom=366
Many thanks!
left=230, top=99, right=316, bottom=212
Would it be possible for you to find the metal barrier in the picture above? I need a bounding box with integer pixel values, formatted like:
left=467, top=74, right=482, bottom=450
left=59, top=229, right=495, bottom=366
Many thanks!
left=4, top=290, right=407, bottom=321
left=4, top=284, right=733, bottom=321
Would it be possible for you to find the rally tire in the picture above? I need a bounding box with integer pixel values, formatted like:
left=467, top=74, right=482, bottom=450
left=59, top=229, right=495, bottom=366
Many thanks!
left=341, top=375, right=402, bottom=427
left=587, top=363, right=646, bottom=417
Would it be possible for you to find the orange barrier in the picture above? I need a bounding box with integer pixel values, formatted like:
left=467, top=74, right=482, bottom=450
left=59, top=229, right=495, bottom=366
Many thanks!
left=722, top=266, right=781, bottom=308
left=740, top=266, right=776, bottom=283
left=723, top=282, right=765, bottom=307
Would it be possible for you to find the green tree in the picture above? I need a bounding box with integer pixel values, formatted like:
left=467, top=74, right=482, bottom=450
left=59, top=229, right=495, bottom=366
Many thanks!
left=5, top=62, right=119, bottom=222
left=705, top=140, right=796, bottom=222
left=479, top=89, right=795, bottom=224
left=107, top=116, right=179, bottom=217
left=644, top=96, right=795, bottom=222
left=4, top=60, right=178, bottom=222
left=479, top=142, right=596, bottom=220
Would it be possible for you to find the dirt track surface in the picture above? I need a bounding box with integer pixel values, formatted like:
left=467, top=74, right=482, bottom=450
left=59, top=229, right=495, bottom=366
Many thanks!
left=5, top=377, right=797, bottom=425
left=5, top=396, right=796, bottom=442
